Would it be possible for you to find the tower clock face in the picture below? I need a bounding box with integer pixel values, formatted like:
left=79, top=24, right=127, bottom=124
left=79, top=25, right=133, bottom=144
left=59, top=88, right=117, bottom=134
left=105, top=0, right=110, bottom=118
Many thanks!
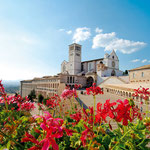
left=112, top=61, right=115, bottom=67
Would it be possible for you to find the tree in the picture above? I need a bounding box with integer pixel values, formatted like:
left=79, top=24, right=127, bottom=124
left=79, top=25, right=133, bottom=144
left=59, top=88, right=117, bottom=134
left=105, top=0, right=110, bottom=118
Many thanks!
left=28, top=89, right=36, bottom=102
left=123, top=70, right=128, bottom=75
left=38, top=94, right=44, bottom=103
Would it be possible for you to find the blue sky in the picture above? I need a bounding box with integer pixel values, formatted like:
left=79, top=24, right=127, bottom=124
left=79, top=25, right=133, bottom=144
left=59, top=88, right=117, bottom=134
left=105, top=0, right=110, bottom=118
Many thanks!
left=0, top=0, right=149, bottom=80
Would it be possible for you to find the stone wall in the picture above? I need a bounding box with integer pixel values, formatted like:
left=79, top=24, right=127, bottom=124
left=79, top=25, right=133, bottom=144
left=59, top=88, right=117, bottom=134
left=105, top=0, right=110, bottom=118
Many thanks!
left=129, top=69, right=150, bottom=83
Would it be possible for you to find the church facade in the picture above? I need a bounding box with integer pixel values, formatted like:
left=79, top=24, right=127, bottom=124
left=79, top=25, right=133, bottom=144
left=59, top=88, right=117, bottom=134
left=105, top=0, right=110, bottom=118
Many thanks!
left=61, top=43, right=123, bottom=86
left=20, top=43, right=123, bottom=97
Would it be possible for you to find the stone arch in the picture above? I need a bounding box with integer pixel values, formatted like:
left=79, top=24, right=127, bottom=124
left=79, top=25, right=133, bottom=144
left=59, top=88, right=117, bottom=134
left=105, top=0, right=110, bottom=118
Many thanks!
left=86, top=76, right=94, bottom=87
left=118, top=90, right=120, bottom=95
left=123, top=91, right=125, bottom=96
left=126, top=92, right=128, bottom=97
left=129, top=93, right=131, bottom=97
left=111, top=70, right=116, bottom=76
left=120, top=91, right=123, bottom=96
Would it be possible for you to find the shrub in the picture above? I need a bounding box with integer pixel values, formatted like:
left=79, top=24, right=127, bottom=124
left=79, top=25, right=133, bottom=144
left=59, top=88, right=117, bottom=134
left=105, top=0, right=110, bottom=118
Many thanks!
left=38, top=94, right=44, bottom=103
left=43, top=97, right=49, bottom=105
left=28, top=89, right=36, bottom=102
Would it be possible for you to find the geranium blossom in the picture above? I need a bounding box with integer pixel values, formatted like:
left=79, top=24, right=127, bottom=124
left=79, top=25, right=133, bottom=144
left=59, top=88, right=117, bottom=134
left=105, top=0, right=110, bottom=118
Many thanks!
left=133, top=87, right=150, bottom=100
left=80, top=124, right=94, bottom=147
left=30, top=111, right=74, bottom=150
left=86, top=83, right=103, bottom=96
left=46, top=95, right=60, bottom=109
left=61, top=88, right=77, bottom=99
left=19, top=102, right=35, bottom=111
left=115, top=99, right=133, bottom=126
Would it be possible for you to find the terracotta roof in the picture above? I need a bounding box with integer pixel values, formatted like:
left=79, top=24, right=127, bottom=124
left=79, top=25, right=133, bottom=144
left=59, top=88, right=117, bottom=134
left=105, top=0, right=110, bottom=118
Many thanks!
left=129, top=64, right=150, bottom=71
left=82, top=58, right=103, bottom=63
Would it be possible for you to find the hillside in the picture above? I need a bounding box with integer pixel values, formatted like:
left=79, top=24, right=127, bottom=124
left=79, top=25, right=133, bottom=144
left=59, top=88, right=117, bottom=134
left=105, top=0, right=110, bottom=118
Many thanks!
left=2, top=80, right=20, bottom=94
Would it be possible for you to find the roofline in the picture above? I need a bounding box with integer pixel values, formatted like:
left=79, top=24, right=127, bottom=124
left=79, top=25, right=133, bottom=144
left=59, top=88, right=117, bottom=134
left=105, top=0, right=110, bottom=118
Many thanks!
left=82, top=58, right=103, bottom=63
left=68, top=43, right=82, bottom=47
left=128, top=64, right=150, bottom=71
left=21, top=75, right=60, bottom=82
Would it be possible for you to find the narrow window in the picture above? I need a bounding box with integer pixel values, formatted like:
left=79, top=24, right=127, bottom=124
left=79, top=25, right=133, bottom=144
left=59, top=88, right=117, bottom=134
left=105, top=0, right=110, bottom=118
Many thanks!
left=141, top=72, right=144, bottom=77
left=81, top=64, right=84, bottom=71
left=67, top=76, right=69, bottom=83
left=133, top=73, right=135, bottom=78
left=70, top=77, right=72, bottom=83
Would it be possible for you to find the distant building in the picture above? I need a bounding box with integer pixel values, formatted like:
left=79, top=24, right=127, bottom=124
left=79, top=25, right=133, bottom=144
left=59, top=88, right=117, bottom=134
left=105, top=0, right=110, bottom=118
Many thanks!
left=61, top=43, right=123, bottom=85
left=20, top=43, right=123, bottom=97
left=101, top=64, right=150, bottom=105
left=129, top=64, right=150, bottom=84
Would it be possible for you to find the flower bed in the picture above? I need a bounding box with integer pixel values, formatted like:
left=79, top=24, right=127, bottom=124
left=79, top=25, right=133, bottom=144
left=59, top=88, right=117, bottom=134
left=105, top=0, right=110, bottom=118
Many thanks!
left=0, top=81, right=150, bottom=150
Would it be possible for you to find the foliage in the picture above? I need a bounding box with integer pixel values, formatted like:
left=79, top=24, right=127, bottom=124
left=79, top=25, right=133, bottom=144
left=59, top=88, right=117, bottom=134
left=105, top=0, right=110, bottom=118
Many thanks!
left=28, top=89, right=36, bottom=102
left=0, top=81, right=150, bottom=150
left=38, top=94, right=44, bottom=103
left=123, top=70, right=128, bottom=75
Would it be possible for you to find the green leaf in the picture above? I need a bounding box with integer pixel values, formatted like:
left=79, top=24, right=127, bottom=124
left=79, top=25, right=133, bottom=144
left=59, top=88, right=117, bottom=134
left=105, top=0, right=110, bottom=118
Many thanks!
left=136, top=120, right=146, bottom=130
left=125, top=141, right=136, bottom=150
left=7, top=140, right=11, bottom=149
left=102, top=135, right=111, bottom=149
left=99, top=145, right=105, bottom=150
left=19, top=116, right=28, bottom=123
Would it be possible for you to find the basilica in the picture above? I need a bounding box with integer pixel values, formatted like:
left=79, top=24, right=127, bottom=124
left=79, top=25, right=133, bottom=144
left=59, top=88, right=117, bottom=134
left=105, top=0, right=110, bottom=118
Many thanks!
left=61, top=43, right=123, bottom=86
left=20, top=43, right=123, bottom=97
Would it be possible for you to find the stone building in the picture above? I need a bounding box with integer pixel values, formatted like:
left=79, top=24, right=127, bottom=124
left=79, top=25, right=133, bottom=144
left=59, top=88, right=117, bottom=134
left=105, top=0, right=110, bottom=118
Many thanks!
left=129, top=64, right=150, bottom=83
left=61, top=43, right=123, bottom=86
left=101, top=64, right=150, bottom=105
left=20, top=43, right=123, bottom=97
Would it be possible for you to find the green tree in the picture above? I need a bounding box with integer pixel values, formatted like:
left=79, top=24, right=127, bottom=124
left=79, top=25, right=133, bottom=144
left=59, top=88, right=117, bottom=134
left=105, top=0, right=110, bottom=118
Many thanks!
left=38, top=94, right=44, bottom=103
left=123, top=70, right=128, bottom=75
left=28, top=89, right=36, bottom=102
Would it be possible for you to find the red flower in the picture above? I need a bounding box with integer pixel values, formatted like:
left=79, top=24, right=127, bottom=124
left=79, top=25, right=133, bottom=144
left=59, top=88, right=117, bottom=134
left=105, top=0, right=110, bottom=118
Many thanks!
left=86, top=83, right=103, bottom=96
left=70, top=111, right=82, bottom=125
left=74, top=84, right=81, bottom=89
left=19, top=102, right=35, bottom=111
left=82, top=107, right=94, bottom=125
left=80, top=124, right=94, bottom=147
left=115, top=99, right=132, bottom=126
left=102, top=100, right=116, bottom=120
left=46, top=96, right=60, bottom=109
left=33, top=112, right=74, bottom=150
left=61, top=88, right=77, bottom=99
left=133, top=87, right=150, bottom=100
left=22, top=132, right=43, bottom=150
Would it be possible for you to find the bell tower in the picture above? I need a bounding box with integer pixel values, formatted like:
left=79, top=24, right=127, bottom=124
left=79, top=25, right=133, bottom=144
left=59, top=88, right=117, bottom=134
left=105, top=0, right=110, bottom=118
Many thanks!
left=68, top=43, right=81, bottom=75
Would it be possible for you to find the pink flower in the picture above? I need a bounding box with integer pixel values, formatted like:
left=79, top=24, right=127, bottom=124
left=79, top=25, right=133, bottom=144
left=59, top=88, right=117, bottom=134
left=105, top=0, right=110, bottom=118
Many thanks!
left=61, top=89, right=77, bottom=99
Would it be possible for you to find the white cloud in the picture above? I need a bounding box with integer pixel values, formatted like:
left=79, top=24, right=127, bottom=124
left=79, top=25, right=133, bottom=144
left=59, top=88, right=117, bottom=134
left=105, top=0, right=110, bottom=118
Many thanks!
left=92, top=31, right=146, bottom=54
left=66, top=30, right=72, bottom=35
left=95, top=27, right=103, bottom=33
left=131, top=59, right=140, bottom=63
left=73, top=27, right=91, bottom=43
left=141, top=59, right=147, bottom=63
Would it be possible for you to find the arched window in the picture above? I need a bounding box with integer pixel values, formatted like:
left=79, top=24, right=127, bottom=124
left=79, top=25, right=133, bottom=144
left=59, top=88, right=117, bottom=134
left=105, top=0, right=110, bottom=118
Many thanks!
left=70, top=77, right=72, bottom=83
left=111, top=70, right=116, bottom=76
